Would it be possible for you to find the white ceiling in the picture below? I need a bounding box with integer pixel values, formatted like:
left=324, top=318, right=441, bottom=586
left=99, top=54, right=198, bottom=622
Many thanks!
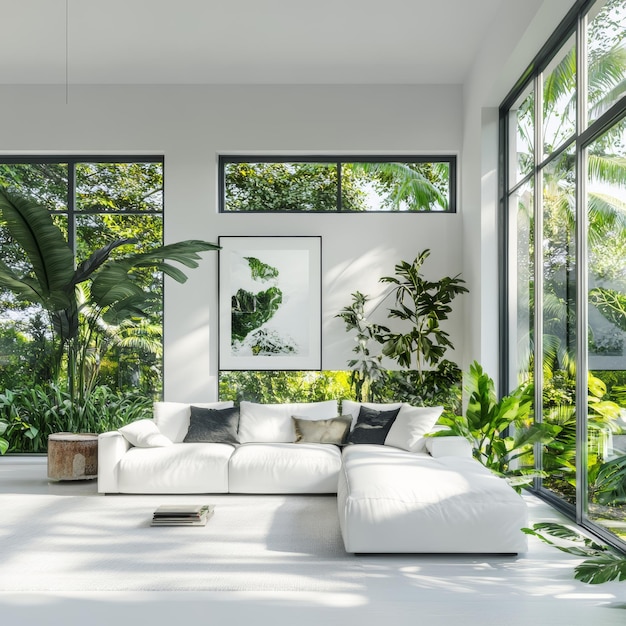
left=2, top=0, right=511, bottom=85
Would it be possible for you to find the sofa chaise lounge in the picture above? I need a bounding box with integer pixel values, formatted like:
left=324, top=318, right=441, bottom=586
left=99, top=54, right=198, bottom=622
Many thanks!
left=98, top=399, right=529, bottom=554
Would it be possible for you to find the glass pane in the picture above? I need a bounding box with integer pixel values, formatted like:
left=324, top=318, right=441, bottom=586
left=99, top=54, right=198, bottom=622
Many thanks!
left=543, top=35, right=576, bottom=157
left=0, top=162, right=67, bottom=210
left=509, top=180, right=537, bottom=474
left=541, top=146, right=578, bottom=504
left=343, top=162, right=450, bottom=212
left=75, top=213, right=164, bottom=393
left=509, top=86, right=535, bottom=184
left=511, top=180, right=535, bottom=387
left=587, top=0, right=626, bottom=126
left=586, top=115, right=626, bottom=542
left=223, top=162, right=338, bottom=211
left=0, top=163, right=69, bottom=397
left=76, top=162, right=163, bottom=212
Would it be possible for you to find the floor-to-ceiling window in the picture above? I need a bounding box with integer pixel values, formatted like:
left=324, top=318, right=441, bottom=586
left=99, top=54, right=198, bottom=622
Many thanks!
left=0, top=157, right=164, bottom=452
left=501, top=0, right=626, bottom=549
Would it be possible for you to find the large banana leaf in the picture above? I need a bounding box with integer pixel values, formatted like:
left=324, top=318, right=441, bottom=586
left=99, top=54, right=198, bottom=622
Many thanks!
left=0, top=187, right=74, bottom=311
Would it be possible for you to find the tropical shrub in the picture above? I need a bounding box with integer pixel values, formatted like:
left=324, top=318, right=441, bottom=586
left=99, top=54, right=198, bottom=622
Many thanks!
left=433, top=361, right=561, bottom=488
left=0, top=384, right=152, bottom=453
left=336, top=250, right=467, bottom=406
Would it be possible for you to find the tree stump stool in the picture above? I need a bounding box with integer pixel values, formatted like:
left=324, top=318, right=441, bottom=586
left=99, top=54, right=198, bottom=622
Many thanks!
left=47, top=433, right=98, bottom=481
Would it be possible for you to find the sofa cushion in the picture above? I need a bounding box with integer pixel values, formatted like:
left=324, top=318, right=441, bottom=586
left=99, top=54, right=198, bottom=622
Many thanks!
left=338, top=444, right=529, bottom=553
left=153, top=401, right=234, bottom=443
left=425, top=435, right=473, bottom=458
left=229, top=442, right=342, bottom=493
left=183, top=405, right=240, bottom=444
left=384, top=405, right=443, bottom=453
left=238, top=400, right=338, bottom=443
left=341, top=400, right=404, bottom=429
left=117, top=442, right=235, bottom=493
left=346, top=406, right=400, bottom=445
left=119, top=419, right=172, bottom=448
left=292, top=415, right=351, bottom=445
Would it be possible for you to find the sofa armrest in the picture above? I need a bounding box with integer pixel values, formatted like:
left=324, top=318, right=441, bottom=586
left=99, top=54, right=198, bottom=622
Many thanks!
left=425, top=436, right=473, bottom=459
left=98, top=431, right=131, bottom=494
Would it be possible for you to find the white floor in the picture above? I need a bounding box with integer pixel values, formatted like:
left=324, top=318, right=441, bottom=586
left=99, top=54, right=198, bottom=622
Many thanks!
left=1, top=456, right=625, bottom=626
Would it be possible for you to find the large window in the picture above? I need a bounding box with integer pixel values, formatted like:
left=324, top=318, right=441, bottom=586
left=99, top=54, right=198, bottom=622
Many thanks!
left=501, top=0, right=626, bottom=549
left=219, top=156, right=456, bottom=213
left=0, top=157, right=164, bottom=450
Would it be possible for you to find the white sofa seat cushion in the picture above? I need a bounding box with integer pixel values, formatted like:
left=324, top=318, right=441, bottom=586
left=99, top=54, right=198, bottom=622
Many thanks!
left=238, top=400, right=338, bottom=443
left=229, top=442, right=342, bottom=493
left=338, top=444, right=528, bottom=554
left=117, top=442, right=235, bottom=494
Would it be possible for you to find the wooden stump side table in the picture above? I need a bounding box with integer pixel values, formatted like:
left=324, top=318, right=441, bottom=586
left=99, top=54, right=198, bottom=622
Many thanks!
left=47, top=432, right=98, bottom=481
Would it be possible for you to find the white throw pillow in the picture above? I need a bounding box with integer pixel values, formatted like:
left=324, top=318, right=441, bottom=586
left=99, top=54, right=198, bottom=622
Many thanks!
left=384, top=404, right=443, bottom=453
left=153, top=401, right=234, bottom=443
left=238, top=400, right=338, bottom=443
left=119, top=419, right=172, bottom=448
left=341, top=400, right=404, bottom=429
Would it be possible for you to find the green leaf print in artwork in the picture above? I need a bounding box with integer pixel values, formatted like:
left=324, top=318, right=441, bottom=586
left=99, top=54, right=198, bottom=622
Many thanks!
left=231, top=256, right=298, bottom=355
left=232, top=285, right=282, bottom=342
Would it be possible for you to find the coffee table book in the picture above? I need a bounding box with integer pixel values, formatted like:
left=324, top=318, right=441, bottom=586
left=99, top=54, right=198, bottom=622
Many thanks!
left=151, top=504, right=214, bottom=526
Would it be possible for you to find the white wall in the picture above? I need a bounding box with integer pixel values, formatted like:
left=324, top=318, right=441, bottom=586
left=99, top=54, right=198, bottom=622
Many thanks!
left=461, top=0, right=575, bottom=388
left=0, top=84, right=464, bottom=401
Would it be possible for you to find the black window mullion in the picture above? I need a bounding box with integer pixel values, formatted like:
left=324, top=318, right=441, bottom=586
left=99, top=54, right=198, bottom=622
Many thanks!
left=337, top=162, right=342, bottom=211
left=67, top=162, right=76, bottom=259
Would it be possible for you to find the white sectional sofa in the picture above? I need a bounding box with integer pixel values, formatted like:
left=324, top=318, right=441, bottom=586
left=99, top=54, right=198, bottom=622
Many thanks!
left=98, top=399, right=529, bottom=554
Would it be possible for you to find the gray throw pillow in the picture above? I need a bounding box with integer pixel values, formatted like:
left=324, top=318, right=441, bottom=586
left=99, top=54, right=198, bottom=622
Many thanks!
left=292, top=415, right=352, bottom=445
left=347, top=406, right=400, bottom=445
left=183, top=405, right=240, bottom=444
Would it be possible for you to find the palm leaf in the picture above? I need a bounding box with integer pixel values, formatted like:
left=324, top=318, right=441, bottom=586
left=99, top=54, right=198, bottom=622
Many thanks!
left=575, top=553, right=626, bottom=584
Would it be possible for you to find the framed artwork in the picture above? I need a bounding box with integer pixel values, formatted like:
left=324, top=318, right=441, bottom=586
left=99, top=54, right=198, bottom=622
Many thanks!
left=218, top=236, right=322, bottom=370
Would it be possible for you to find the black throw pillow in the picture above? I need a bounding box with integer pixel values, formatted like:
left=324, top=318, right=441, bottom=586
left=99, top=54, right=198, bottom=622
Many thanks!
left=347, top=406, right=401, bottom=445
left=183, top=405, right=240, bottom=444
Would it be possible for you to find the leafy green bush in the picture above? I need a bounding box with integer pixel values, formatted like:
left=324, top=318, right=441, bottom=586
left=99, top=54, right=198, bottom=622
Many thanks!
left=0, top=384, right=152, bottom=453
left=434, top=361, right=561, bottom=488
left=219, top=370, right=352, bottom=404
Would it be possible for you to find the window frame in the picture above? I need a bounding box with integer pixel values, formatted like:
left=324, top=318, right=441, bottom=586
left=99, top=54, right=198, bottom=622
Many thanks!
left=499, top=0, right=626, bottom=553
left=218, top=154, right=457, bottom=213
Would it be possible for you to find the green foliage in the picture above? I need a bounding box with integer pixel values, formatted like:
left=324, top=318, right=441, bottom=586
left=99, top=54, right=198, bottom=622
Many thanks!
left=223, top=161, right=451, bottom=213
left=378, top=250, right=468, bottom=380
left=590, top=288, right=626, bottom=332
left=219, top=370, right=352, bottom=404
left=0, top=385, right=152, bottom=453
left=589, top=455, right=626, bottom=506
left=335, top=291, right=388, bottom=402
left=0, top=186, right=219, bottom=404
left=336, top=250, right=467, bottom=403
left=232, top=287, right=282, bottom=343
left=523, top=522, right=626, bottom=584
left=434, top=361, right=561, bottom=487
left=377, top=364, right=462, bottom=416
